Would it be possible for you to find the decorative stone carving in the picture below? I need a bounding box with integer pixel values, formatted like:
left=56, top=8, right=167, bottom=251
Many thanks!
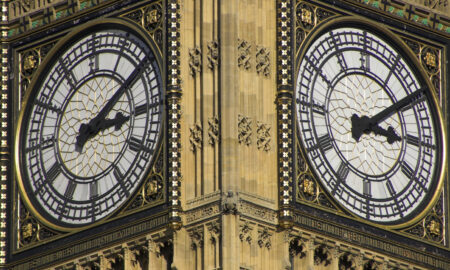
left=239, top=221, right=253, bottom=244
left=189, top=46, right=202, bottom=77
left=208, top=116, right=219, bottom=146
left=223, top=191, right=238, bottom=214
left=256, top=121, right=271, bottom=151
left=314, top=245, right=331, bottom=266
left=257, top=227, right=272, bottom=249
left=289, top=238, right=306, bottom=259
left=339, top=253, right=356, bottom=270
left=189, top=122, right=203, bottom=152
left=238, top=114, right=252, bottom=146
left=207, top=40, right=219, bottom=70
left=207, top=220, right=221, bottom=244
left=237, top=39, right=251, bottom=70
left=363, top=259, right=381, bottom=270
left=255, top=46, right=270, bottom=77
left=188, top=227, right=204, bottom=250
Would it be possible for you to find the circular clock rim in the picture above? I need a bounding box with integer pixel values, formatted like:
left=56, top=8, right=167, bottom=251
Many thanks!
left=15, top=18, right=164, bottom=232
left=294, top=16, right=447, bottom=229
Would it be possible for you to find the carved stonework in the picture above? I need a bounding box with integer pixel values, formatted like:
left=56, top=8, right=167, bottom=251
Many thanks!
left=239, top=221, right=253, bottom=244
left=189, top=123, right=203, bottom=152
left=339, top=253, right=356, bottom=270
left=188, top=227, right=204, bottom=250
left=239, top=201, right=277, bottom=224
left=314, top=245, right=331, bottom=266
left=207, top=220, right=221, bottom=244
left=207, top=40, right=219, bottom=70
left=238, top=114, right=252, bottom=146
left=289, top=238, right=306, bottom=259
left=189, top=46, right=202, bottom=77
left=255, top=46, right=270, bottom=77
left=237, top=39, right=251, bottom=70
left=208, top=116, right=219, bottom=146
left=364, top=259, right=381, bottom=270
left=256, top=121, right=271, bottom=151
left=257, top=227, right=272, bottom=249
left=223, top=191, right=238, bottom=214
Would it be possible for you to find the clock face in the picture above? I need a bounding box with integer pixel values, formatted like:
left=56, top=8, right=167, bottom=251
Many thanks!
left=16, top=21, right=162, bottom=229
left=296, top=25, right=444, bottom=225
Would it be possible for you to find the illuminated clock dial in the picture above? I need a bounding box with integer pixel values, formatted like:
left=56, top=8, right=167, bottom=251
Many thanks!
left=16, top=20, right=162, bottom=229
left=296, top=23, right=445, bottom=225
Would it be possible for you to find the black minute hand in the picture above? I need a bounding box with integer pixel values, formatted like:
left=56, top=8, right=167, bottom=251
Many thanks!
left=351, top=87, right=426, bottom=143
left=75, top=56, right=150, bottom=153
left=368, top=87, right=426, bottom=126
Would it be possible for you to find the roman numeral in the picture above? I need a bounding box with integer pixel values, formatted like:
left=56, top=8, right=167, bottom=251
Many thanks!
left=386, top=180, right=396, bottom=196
left=46, top=162, right=61, bottom=184
left=406, top=134, right=420, bottom=147
left=113, top=166, right=123, bottom=181
left=90, top=182, right=98, bottom=199
left=401, top=161, right=414, bottom=179
left=26, top=137, right=55, bottom=153
left=128, top=136, right=142, bottom=152
left=336, top=162, right=349, bottom=182
left=318, top=134, right=333, bottom=152
left=363, top=180, right=371, bottom=197
left=64, top=181, right=76, bottom=199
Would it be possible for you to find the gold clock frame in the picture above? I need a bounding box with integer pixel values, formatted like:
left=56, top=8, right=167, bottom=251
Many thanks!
left=294, top=16, right=448, bottom=230
left=14, top=17, right=165, bottom=232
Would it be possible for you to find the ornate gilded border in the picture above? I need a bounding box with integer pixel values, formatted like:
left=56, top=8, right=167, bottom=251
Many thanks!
left=293, top=0, right=449, bottom=249
left=277, top=0, right=295, bottom=228
left=166, top=0, right=182, bottom=229
left=10, top=0, right=168, bottom=255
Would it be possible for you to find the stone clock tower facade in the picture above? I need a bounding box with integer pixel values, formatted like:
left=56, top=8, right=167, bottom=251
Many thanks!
left=0, top=0, right=449, bottom=269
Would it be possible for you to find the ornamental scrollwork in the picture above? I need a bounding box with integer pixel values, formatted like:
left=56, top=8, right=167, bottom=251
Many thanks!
left=257, top=226, right=272, bottom=249
left=18, top=197, right=59, bottom=249
left=188, top=226, right=204, bottom=250
left=314, top=245, right=331, bottom=266
left=238, top=114, right=252, bottom=146
left=237, top=39, right=252, bottom=70
left=125, top=149, right=164, bottom=211
left=339, top=253, right=356, bottom=270
left=208, top=116, right=219, bottom=146
left=256, top=121, right=271, bottom=151
left=239, top=220, right=253, bottom=244
left=207, top=40, right=219, bottom=70
left=255, top=46, right=270, bottom=77
left=189, top=122, right=203, bottom=152
left=189, top=47, right=202, bottom=77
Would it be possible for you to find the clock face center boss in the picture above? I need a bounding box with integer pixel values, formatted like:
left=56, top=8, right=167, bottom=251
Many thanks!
left=16, top=20, right=163, bottom=229
left=296, top=24, right=445, bottom=225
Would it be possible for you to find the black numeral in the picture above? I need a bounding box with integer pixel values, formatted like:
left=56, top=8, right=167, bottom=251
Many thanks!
left=46, top=162, right=61, bottom=184
left=90, top=182, right=98, bottom=199
left=401, top=161, right=414, bottom=179
left=386, top=180, right=396, bottom=196
left=336, top=162, right=349, bottom=182
left=318, top=134, right=333, bottom=152
left=363, top=180, right=371, bottom=197
left=64, top=181, right=76, bottom=199
left=128, top=136, right=142, bottom=152
left=406, top=134, right=420, bottom=147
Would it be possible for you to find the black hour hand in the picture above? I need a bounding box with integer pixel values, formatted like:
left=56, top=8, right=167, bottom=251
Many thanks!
left=370, top=124, right=401, bottom=144
left=75, top=112, right=130, bottom=153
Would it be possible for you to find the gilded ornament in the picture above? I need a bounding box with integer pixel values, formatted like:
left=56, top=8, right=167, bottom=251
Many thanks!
left=23, top=54, right=37, bottom=72
left=146, top=9, right=159, bottom=24
left=302, top=178, right=315, bottom=196
left=301, top=8, right=313, bottom=25
left=20, top=222, right=35, bottom=240
left=145, top=180, right=159, bottom=196
left=424, top=51, right=437, bottom=69
left=189, top=123, right=203, bottom=152
left=427, top=219, right=441, bottom=236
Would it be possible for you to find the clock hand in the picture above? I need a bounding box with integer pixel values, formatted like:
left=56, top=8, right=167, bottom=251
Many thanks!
left=75, top=56, right=150, bottom=153
left=75, top=112, right=130, bottom=152
left=351, top=87, right=426, bottom=143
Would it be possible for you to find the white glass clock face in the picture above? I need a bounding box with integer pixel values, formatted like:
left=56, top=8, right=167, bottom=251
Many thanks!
left=18, top=23, right=162, bottom=228
left=296, top=26, right=443, bottom=224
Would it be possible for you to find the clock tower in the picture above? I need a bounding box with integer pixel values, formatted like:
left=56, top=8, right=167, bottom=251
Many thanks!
left=1, top=0, right=449, bottom=269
